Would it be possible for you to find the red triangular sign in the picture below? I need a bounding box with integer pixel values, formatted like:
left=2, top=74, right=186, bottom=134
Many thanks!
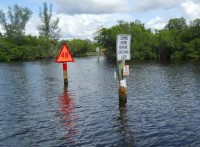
left=55, top=43, right=74, bottom=63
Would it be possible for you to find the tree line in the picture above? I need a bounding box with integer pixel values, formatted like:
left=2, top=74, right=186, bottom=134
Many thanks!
left=1, top=3, right=200, bottom=62
left=94, top=18, right=200, bottom=61
left=0, top=3, right=95, bottom=61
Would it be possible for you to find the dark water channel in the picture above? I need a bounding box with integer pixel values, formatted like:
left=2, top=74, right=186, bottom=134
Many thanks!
left=0, top=57, right=200, bottom=146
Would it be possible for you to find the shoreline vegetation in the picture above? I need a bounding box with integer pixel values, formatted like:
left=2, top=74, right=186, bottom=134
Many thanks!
left=0, top=3, right=200, bottom=62
left=95, top=19, right=200, bottom=61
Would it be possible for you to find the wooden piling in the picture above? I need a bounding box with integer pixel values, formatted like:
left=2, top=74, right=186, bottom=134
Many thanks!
left=117, top=60, right=127, bottom=102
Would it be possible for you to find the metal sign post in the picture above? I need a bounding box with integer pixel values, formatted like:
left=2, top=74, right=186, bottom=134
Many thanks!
left=55, top=42, right=74, bottom=88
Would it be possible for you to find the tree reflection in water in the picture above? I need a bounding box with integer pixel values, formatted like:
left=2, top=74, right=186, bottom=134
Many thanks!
left=59, top=89, right=79, bottom=145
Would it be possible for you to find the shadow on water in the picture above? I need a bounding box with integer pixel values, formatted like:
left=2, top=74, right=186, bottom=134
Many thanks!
left=118, top=101, right=135, bottom=147
left=58, top=88, right=79, bottom=146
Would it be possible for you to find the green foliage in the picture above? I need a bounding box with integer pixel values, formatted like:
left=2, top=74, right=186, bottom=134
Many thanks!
left=189, top=18, right=200, bottom=40
left=0, top=4, right=32, bottom=44
left=184, top=48, right=199, bottom=59
left=171, top=51, right=184, bottom=59
left=190, top=38, right=200, bottom=56
left=86, top=40, right=97, bottom=52
left=132, top=51, right=142, bottom=60
left=0, top=3, right=61, bottom=62
left=95, top=17, right=200, bottom=61
left=183, top=38, right=200, bottom=59
left=0, top=3, right=200, bottom=62
left=66, top=39, right=96, bottom=57
left=0, top=35, right=60, bottom=61
left=165, top=17, right=187, bottom=32
left=95, top=20, right=157, bottom=60
left=0, top=39, right=17, bottom=61
left=38, top=2, right=60, bottom=39
left=153, top=29, right=174, bottom=60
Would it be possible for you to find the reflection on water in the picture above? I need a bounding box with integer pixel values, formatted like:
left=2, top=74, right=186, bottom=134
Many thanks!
left=59, top=89, right=79, bottom=146
left=118, top=101, right=135, bottom=146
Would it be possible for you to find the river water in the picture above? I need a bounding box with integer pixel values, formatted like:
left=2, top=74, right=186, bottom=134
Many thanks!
left=0, top=57, right=200, bottom=146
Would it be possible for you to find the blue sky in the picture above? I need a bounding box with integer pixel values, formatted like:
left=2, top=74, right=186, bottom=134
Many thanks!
left=0, top=0, right=200, bottom=40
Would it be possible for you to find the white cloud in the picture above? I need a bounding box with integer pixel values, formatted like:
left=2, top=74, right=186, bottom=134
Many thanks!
left=4, top=0, right=200, bottom=40
left=135, top=0, right=185, bottom=12
left=25, top=16, right=40, bottom=36
left=146, top=16, right=166, bottom=30
left=181, top=1, right=200, bottom=20
left=57, top=13, right=133, bottom=40
left=54, top=0, right=130, bottom=14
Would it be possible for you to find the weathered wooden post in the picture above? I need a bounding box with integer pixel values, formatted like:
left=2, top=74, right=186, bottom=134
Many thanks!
left=55, top=42, right=74, bottom=88
left=118, top=60, right=127, bottom=102
left=116, top=34, right=131, bottom=103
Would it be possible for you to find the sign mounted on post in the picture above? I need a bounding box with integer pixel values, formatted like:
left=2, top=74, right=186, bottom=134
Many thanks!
left=55, top=43, right=74, bottom=63
left=123, top=65, right=130, bottom=77
left=55, top=42, right=74, bottom=88
left=116, top=34, right=131, bottom=61
left=96, top=47, right=100, bottom=52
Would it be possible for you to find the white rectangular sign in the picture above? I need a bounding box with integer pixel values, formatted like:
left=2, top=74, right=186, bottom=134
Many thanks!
left=96, top=47, right=100, bottom=52
left=116, top=34, right=131, bottom=61
left=123, top=65, right=130, bottom=76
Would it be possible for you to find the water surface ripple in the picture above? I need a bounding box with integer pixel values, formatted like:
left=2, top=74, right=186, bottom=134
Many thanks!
left=0, top=58, right=200, bottom=146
